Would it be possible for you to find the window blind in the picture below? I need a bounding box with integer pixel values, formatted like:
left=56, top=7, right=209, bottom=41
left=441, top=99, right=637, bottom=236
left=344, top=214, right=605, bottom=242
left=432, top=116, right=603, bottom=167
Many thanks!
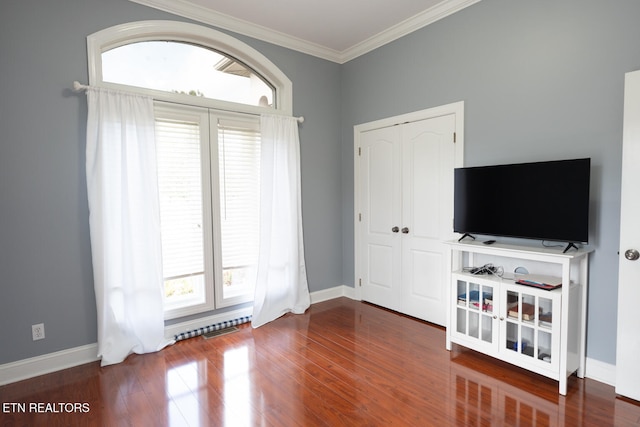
left=217, top=122, right=261, bottom=271
left=156, top=118, right=205, bottom=281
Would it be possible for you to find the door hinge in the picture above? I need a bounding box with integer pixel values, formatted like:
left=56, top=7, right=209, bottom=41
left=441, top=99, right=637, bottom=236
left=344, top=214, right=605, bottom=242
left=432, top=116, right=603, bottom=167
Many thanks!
left=358, top=213, right=362, bottom=222
left=358, top=147, right=361, bottom=156
left=453, top=132, right=457, bottom=143
left=359, top=278, right=362, bottom=287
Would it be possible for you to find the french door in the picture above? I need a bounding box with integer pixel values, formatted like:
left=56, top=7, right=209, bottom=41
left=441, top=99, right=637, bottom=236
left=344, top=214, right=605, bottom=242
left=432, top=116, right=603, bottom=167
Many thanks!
left=155, top=103, right=261, bottom=319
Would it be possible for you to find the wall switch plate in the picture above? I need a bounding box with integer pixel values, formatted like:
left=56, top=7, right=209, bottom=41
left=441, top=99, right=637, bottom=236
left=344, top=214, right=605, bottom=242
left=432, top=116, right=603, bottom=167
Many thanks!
left=32, top=323, right=45, bottom=341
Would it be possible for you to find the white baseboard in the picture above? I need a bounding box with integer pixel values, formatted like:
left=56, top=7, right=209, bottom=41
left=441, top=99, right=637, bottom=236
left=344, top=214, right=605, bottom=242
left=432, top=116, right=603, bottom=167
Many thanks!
left=0, top=344, right=100, bottom=386
left=585, top=357, right=616, bottom=387
left=0, top=285, right=355, bottom=386
left=310, top=284, right=357, bottom=303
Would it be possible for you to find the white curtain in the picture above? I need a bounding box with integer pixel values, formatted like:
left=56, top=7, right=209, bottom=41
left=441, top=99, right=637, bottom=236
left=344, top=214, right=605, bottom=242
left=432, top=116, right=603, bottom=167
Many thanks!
left=252, top=114, right=311, bottom=327
left=85, top=87, right=173, bottom=366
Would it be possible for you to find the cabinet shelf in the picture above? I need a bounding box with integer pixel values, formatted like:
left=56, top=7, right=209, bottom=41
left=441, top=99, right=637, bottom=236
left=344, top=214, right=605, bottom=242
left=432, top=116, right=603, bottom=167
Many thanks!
left=446, top=240, right=591, bottom=395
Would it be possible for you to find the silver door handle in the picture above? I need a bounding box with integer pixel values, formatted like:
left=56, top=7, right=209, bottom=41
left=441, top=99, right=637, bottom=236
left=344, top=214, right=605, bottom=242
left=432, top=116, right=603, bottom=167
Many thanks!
left=401, top=227, right=409, bottom=234
left=625, top=249, right=640, bottom=261
left=392, top=226, right=399, bottom=233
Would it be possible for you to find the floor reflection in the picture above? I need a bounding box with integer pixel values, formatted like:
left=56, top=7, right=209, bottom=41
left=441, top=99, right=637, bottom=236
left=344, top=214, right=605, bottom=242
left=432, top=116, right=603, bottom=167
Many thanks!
left=223, top=345, right=251, bottom=427
left=450, top=351, right=565, bottom=426
left=165, top=361, right=207, bottom=426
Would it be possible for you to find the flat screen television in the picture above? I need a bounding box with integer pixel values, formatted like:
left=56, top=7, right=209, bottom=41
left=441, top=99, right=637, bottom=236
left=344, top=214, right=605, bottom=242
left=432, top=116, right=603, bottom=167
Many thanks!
left=453, top=158, right=590, bottom=249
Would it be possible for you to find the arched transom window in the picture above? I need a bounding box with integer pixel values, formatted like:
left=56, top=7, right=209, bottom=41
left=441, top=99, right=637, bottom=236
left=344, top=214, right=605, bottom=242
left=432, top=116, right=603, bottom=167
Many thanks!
left=102, top=41, right=275, bottom=107
left=87, top=20, right=292, bottom=115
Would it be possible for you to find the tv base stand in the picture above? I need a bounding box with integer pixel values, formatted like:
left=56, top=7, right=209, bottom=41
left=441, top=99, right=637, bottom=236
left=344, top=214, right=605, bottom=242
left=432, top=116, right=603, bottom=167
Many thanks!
left=563, top=242, right=579, bottom=253
left=445, top=240, right=591, bottom=395
left=458, top=233, right=475, bottom=242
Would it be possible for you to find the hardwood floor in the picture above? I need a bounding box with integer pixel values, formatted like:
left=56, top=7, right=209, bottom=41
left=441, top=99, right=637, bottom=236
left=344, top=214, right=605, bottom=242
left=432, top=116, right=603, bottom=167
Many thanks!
left=2, top=297, right=640, bottom=426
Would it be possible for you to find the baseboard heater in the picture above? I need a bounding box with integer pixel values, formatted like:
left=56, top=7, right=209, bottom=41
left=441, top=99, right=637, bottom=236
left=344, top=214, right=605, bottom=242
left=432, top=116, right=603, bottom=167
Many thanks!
left=174, top=315, right=252, bottom=342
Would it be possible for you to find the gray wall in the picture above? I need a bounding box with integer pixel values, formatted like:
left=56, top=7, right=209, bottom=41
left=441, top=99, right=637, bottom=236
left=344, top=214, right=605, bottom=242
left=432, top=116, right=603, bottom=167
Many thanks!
left=341, top=0, right=640, bottom=365
left=0, top=0, right=342, bottom=364
left=1, top=0, right=637, bottom=368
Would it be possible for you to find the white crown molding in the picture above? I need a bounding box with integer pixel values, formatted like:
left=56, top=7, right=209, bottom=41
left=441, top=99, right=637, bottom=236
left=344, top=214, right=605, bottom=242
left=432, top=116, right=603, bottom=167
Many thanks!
left=128, top=0, right=343, bottom=62
left=129, top=0, right=481, bottom=64
left=340, top=0, right=482, bottom=63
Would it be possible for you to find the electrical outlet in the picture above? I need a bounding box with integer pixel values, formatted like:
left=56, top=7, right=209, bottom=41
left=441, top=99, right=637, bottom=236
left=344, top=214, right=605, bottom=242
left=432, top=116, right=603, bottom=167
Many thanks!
left=32, top=323, right=45, bottom=341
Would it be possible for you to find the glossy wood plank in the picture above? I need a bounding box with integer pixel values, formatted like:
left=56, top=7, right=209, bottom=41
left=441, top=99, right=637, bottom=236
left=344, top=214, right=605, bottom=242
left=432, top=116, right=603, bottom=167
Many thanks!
left=1, top=298, right=639, bottom=426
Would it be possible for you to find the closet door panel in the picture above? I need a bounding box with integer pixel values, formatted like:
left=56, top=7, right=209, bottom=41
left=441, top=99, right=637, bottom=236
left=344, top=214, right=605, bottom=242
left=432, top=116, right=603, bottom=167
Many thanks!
left=360, top=126, right=402, bottom=311
left=401, top=115, right=456, bottom=325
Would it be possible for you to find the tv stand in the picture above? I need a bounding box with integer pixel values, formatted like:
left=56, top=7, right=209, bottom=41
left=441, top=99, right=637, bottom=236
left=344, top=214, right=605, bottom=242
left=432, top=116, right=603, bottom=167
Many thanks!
left=563, top=242, right=579, bottom=253
left=458, top=233, right=476, bottom=242
left=445, top=240, right=592, bottom=395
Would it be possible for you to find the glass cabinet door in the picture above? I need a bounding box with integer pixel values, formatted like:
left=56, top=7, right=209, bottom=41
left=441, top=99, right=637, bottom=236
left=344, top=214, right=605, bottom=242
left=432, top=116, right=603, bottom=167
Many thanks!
left=455, top=278, right=496, bottom=344
left=537, top=296, right=554, bottom=364
left=504, top=288, right=555, bottom=365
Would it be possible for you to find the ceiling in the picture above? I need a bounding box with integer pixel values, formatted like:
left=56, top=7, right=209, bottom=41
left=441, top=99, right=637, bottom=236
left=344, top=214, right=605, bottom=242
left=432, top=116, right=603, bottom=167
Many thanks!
left=130, top=0, right=481, bottom=63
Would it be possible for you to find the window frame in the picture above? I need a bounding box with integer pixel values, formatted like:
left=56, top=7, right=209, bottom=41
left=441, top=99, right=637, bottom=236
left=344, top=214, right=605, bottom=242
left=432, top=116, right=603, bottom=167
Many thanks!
left=87, top=21, right=291, bottom=318
left=87, top=20, right=293, bottom=116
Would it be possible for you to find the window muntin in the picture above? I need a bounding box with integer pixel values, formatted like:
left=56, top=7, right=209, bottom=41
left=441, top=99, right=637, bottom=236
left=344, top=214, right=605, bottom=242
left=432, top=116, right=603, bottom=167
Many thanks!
left=102, top=41, right=274, bottom=108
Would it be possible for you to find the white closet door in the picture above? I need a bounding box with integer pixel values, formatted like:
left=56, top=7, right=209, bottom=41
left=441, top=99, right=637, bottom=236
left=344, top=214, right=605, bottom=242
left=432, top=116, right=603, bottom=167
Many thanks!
left=359, top=126, right=402, bottom=311
left=359, top=113, right=457, bottom=326
left=400, top=114, right=456, bottom=325
left=616, top=69, right=640, bottom=401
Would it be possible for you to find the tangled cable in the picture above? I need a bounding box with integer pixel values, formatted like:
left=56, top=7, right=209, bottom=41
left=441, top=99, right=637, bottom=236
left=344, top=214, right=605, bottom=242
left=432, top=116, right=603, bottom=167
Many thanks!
left=463, top=263, right=504, bottom=277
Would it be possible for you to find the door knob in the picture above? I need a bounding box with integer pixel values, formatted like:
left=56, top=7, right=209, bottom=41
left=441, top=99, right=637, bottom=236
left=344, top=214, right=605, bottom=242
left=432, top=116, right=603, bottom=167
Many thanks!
left=402, top=227, right=409, bottom=234
left=625, top=249, right=640, bottom=261
left=391, top=226, right=399, bottom=233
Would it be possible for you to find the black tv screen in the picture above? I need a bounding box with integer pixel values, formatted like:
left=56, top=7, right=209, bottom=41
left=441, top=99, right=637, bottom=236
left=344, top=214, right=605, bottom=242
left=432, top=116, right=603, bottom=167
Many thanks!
left=454, top=158, right=590, bottom=244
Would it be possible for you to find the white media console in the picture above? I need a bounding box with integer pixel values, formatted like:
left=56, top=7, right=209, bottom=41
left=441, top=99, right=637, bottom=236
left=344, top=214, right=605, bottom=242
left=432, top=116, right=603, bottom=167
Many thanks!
left=445, top=240, right=591, bottom=395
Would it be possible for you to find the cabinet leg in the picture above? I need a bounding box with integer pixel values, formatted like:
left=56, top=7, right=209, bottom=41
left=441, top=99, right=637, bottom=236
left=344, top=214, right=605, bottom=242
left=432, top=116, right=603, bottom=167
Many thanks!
left=559, top=377, right=567, bottom=396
